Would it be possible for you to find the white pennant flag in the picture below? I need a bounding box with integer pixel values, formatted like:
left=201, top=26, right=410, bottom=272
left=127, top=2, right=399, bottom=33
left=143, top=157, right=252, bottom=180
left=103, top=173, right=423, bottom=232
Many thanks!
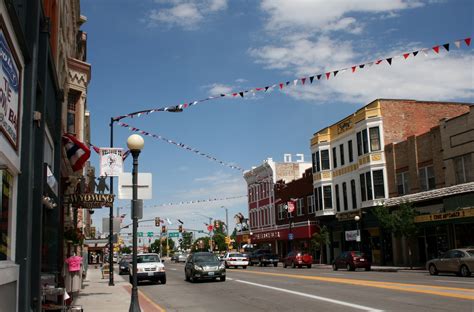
left=422, top=49, right=429, bottom=56
left=454, top=40, right=461, bottom=48
left=293, top=79, right=298, bottom=86
left=166, top=218, right=172, bottom=225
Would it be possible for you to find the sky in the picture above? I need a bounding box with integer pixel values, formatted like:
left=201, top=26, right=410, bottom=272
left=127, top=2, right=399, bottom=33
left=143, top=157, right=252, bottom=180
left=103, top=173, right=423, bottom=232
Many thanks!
left=80, top=0, right=473, bottom=240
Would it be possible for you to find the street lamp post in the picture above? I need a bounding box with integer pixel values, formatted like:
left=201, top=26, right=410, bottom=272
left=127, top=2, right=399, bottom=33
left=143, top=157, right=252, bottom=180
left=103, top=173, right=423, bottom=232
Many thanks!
left=354, top=215, right=361, bottom=251
left=127, top=134, right=144, bottom=312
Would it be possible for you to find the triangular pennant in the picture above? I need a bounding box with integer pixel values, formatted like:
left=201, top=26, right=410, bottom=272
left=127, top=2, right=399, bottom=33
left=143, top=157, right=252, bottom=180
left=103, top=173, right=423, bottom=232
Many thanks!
left=366, top=62, right=374, bottom=67
left=232, top=93, right=238, bottom=97
left=422, top=49, right=429, bottom=56
left=375, top=60, right=383, bottom=65
left=403, top=53, right=410, bottom=59
left=239, top=92, right=244, bottom=98
left=301, top=78, right=306, bottom=85
left=286, top=81, right=290, bottom=86
left=464, top=37, right=471, bottom=46
left=443, top=43, right=449, bottom=51
left=317, top=74, right=322, bottom=80
left=454, top=40, right=461, bottom=49
left=432, top=46, right=440, bottom=53
left=413, top=51, right=419, bottom=57
left=325, top=72, right=330, bottom=80
left=386, top=58, right=392, bottom=65
left=333, top=70, right=339, bottom=77
left=256, top=87, right=262, bottom=91
left=293, top=79, right=298, bottom=86
left=359, top=64, right=365, bottom=69
left=220, top=94, right=226, bottom=97
left=351, top=66, right=356, bottom=73
left=309, top=76, right=314, bottom=83
left=279, top=83, right=284, bottom=89
left=265, top=86, right=269, bottom=91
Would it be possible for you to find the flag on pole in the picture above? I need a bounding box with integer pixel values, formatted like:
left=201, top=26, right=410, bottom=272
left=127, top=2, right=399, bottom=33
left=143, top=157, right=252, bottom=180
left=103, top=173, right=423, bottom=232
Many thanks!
left=62, top=134, right=90, bottom=172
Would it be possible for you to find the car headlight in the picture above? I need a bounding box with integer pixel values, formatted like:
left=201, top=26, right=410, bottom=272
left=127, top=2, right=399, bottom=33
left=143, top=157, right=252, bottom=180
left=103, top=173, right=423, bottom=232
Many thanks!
left=137, top=268, right=144, bottom=273
left=158, top=266, right=165, bottom=272
left=219, top=263, right=225, bottom=269
left=194, top=265, right=203, bottom=271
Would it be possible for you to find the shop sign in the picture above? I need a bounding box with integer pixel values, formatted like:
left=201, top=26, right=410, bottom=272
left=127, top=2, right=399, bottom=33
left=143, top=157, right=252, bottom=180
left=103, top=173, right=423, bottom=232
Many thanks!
left=0, top=20, right=21, bottom=150
left=253, top=230, right=281, bottom=241
left=414, top=208, right=474, bottom=223
left=336, top=210, right=361, bottom=221
left=64, top=193, right=115, bottom=208
left=345, top=230, right=360, bottom=242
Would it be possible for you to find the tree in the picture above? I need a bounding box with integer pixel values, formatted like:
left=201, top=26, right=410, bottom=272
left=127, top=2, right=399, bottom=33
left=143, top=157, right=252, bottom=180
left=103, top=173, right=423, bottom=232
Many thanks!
left=148, top=239, right=161, bottom=254
left=120, top=246, right=131, bottom=254
left=311, top=226, right=330, bottom=264
left=213, top=233, right=227, bottom=252
left=180, top=232, right=193, bottom=251
left=373, top=203, right=419, bottom=268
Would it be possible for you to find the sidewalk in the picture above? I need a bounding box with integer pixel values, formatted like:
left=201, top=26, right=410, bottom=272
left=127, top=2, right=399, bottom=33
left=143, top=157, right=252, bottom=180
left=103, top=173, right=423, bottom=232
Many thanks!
left=75, top=267, right=164, bottom=311
left=312, top=264, right=427, bottom=273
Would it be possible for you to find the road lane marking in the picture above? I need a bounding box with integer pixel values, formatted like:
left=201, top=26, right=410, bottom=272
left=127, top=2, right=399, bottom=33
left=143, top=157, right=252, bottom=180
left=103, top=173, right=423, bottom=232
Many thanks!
left=123, top=285, right=167, bottom=312
left=434, top=280, right=474, bottom=285
left=234, top=279, right=384, bottom=312
left=169, top=268, right=177, bottom=271
left=233, top=270, right=474, bottom=300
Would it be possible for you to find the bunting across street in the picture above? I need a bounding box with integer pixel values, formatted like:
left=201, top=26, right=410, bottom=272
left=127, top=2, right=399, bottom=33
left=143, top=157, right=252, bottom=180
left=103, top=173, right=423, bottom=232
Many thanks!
left=112, top=37, right=471, bottom=121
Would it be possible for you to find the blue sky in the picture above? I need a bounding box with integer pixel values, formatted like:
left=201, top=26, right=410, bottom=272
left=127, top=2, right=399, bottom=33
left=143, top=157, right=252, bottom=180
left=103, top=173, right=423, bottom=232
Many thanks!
left=81, top=0, right=473, bottom=238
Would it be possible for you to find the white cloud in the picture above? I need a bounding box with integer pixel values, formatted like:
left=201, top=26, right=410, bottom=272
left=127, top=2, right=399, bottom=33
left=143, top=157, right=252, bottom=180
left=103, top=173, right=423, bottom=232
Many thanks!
left=205, top=83, right=234, bottom=96
left=282, top=51, right=474, bottom=104
left=260, top=0, right=424, bottom=33
left=147, top=0, right=228, bottom=29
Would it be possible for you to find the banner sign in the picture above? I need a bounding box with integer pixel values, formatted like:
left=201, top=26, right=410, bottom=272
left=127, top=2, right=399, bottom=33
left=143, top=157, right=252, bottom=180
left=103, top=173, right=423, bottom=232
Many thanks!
left=287, top=201, right=295, bottom=213
left=345, top=230, right=360, bottom=242
left=100, top=148, right=124, bottom=177
left=64, top=193, right=114, bottom=208
left=0, top=23, right=21, bottom=150
left=414, top=208, right=474, bottom=223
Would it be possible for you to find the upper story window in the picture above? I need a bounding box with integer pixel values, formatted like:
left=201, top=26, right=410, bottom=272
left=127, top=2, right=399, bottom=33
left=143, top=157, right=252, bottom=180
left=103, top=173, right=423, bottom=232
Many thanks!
left=323, top=185, right=333, bottom=209
left=307, top=195, right=315, bottom=214
left=297, top=198, right=304, bottom=216
left=362, top=129, right=369, bottom=154
left=369, top=127, right=381, bottom=151
left=312, top=152, right=316, bottom=173
left=350, top=179, right=357, bottom=209
left=373, top=170, right=385, bottom=198
left=278, top=204, right=285, bottom=220
left=342, top=182, right=348, bottom=211
left=348, top=140, right=354, bottom=163
left=315, top=187, right=323, bottom=211
left=419, top=166, right=435, bottom=191
left=397, top=171, right=410, bottom=195
left=360, top=172, right=374, bottom=201
left=454, top=153, right=473, bottom=184
left=67, top=91, right=80, bottom=135
left=313, top=151, right=321, bottom=172
left=335, top=184, right=341, bottom=212
left=340, top=144, right=345, bottom=166
left=332, top=147, right=338, bottom=169
left=321, top=150, right=330, bottom=170
left=357, top=132, right=362, bottom=156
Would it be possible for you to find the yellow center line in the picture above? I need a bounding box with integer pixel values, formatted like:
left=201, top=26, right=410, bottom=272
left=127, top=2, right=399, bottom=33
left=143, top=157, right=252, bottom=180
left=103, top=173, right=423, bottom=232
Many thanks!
left=233, top=270, right=474, bottom=301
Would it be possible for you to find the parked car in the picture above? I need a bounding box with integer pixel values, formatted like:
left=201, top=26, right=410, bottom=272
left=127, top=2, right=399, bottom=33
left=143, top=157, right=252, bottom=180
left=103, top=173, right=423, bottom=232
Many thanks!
left=223, top=252, right=249, bottom=269
left=332, top=251, right=371, bottom=271
left=426, top=248, right=474, bottom=277
left=185, top=252, right=226, bottom=282
left=118, top=255, right=132, bottom=275
left=283, top=251, right=313, bottom=268
left=129, top=253, right=166, bottom=284
left=175, top=252, right=188, bottom=263
left=249, top=249, right=279, bottom=267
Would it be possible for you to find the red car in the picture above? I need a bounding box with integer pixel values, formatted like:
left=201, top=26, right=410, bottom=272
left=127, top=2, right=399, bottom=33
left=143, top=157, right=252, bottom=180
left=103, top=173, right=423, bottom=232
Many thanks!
left=283, top=251, right=313, bottom=268
left=332, top=251, right=371, bottom=271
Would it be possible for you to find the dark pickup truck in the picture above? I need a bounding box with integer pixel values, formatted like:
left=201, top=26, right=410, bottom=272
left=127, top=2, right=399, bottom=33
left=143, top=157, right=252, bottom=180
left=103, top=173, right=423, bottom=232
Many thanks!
left=249, top=249, right=279, bottom=267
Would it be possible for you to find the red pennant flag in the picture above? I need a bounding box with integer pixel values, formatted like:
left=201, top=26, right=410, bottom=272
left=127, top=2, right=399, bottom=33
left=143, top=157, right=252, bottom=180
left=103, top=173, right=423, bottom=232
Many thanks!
left=351, top=66, right=356, bottom=73
left=464, top=37, right=471, bottom=46
left=325, top=72, right=330, bottom=80
left=279, top=83, right=284, bottom=89
left=232, top=93, right=238, bottom=97
left=375, top=60, right=383, bottom=65
left=256, top=88, right=262, bottom=91
left=432, top=46, right=440, bottom=53
left=301, top=78, right=306, bottom=85
left=183, top=103, right=188, bottom=108
left=403, top=53, right=410, bottom=59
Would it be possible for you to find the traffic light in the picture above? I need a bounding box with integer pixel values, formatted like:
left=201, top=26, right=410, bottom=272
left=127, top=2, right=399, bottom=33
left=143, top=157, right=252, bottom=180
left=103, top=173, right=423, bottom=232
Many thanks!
left=178, top=225, right=183, bottom=233
left=161, top=225, right=166, bottom=233
left=155, top=217, right=161, bottom=227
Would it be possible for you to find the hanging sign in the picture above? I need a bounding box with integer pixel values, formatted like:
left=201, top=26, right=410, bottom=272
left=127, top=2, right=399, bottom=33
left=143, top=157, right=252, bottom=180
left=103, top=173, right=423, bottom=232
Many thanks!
left=64, top=193, right=115, bottom=208
left=100, top=148, right=124, bottom=177
left=0, top=20, right=21, bottom=150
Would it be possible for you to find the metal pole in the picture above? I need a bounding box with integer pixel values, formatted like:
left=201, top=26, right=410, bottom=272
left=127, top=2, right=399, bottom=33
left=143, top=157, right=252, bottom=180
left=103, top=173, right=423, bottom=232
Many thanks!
left=109, top=118, right=115, bottom=286
left=357, top=221, right=361, bottom=251
left=129, top=150, right=141, bottom=311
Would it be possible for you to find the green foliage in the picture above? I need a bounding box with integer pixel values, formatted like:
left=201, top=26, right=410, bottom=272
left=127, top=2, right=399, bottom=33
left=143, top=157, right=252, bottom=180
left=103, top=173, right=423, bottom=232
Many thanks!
left=213, top=220, right=226, bottom=235
left=373, top=203, right=419, bottom=239
left=148, top=239, right=161, bottom=254
left=213, top=233, right=227, bottom=251
left=180, top=232, right=193, bottom=251
left=121, top=246, right=131, bottom=254
left=311, top=226, right=330, bottom=264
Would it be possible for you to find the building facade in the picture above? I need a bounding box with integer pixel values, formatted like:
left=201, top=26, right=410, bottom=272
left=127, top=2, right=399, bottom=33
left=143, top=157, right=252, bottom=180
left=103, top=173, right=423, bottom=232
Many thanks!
left=310, top=99, right=471, bottom=265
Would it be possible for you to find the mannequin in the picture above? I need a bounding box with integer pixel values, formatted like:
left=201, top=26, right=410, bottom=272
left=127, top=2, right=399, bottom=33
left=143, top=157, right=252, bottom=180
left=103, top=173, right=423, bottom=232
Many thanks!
left=64, top=251, right=83, bottom=302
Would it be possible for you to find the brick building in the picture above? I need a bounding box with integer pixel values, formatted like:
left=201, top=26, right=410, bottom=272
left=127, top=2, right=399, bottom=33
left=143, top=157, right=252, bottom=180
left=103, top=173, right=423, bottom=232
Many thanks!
left=310, top=99, right=471, bottom=265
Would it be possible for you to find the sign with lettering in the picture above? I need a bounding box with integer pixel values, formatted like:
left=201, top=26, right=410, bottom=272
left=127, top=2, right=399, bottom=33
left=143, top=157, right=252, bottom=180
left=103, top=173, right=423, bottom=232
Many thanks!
left=414, top=208, right=474, bottom=223
left=64, top=193, right=115, bottom=208
left=345, top=230, right=360, bottom=242
left=0, top=21, right=21, bottom=150
left=100, top=148, right=124, bottom=177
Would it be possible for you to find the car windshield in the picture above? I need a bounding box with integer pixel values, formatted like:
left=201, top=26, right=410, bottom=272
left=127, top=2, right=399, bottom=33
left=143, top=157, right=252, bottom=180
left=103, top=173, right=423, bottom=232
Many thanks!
left=229, top=253, right=244, bottom=257
left=466, top=250, right=474, bottom=257
left=121, top=256, right=132, bottom=262
left=194, top=254, right=219, bottom=263
left=137, top=255, right=160, bottom=263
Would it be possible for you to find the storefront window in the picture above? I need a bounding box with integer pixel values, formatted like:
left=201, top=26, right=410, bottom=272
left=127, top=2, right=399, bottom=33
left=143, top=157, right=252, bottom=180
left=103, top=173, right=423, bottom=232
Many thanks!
left=0, top=169, right=13, bottom=261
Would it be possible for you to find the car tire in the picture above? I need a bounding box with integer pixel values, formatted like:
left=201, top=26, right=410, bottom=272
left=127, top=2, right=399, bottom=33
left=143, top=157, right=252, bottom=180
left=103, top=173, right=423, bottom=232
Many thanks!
left=160, top=277, right=167, bottom=284
left=273, top=263, right=278, bottom=267
left=185, top=271, right=190, bottom=281
left=429, top=264, right=438, bottom=276
left=460, top=265, right=471, bottom=277
left=307, top=264, right=312, bottom=269
left=292, top=262, right=296, bottom=268
left=332, top=263, right=338, bottom=271
left=346, top=263, right=354, bottom=271
left=220, top=276, right=226, bottom=282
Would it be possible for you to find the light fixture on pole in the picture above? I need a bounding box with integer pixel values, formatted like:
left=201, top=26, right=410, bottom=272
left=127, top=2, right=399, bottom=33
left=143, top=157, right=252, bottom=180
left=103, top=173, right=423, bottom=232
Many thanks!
left=354, top=215, right=361, bottom=251
left=127, top=134, right=144, bottom=312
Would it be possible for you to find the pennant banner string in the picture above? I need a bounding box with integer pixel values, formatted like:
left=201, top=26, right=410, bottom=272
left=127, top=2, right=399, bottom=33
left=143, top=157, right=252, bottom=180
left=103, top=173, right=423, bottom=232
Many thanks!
left=112, top=37, right=471, bottom=121
left=143, top=195, right=248, bottom=209
left=117, top=122, right=246, bottom=172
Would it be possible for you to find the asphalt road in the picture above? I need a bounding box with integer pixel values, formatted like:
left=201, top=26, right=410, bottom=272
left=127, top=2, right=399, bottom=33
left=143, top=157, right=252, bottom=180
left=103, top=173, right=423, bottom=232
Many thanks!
left=118, top=262, right=474, bottom=312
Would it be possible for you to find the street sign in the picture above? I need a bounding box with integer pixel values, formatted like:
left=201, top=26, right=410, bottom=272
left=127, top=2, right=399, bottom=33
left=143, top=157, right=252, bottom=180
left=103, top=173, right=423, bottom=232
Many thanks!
left=147, top=232, right=154, bottom=237
left=118, top=172, right=153, bottom=199
left=169, top=232, right=179, bottom=238
left=288, top=233, right=294, bottom=240
left=138, top=232, right=143, bottom=237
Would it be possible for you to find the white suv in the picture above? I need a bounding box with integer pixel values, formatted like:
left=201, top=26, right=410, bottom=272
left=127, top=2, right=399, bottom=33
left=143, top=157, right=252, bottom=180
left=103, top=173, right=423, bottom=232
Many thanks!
left=129, top=253, right=166, bottom=284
